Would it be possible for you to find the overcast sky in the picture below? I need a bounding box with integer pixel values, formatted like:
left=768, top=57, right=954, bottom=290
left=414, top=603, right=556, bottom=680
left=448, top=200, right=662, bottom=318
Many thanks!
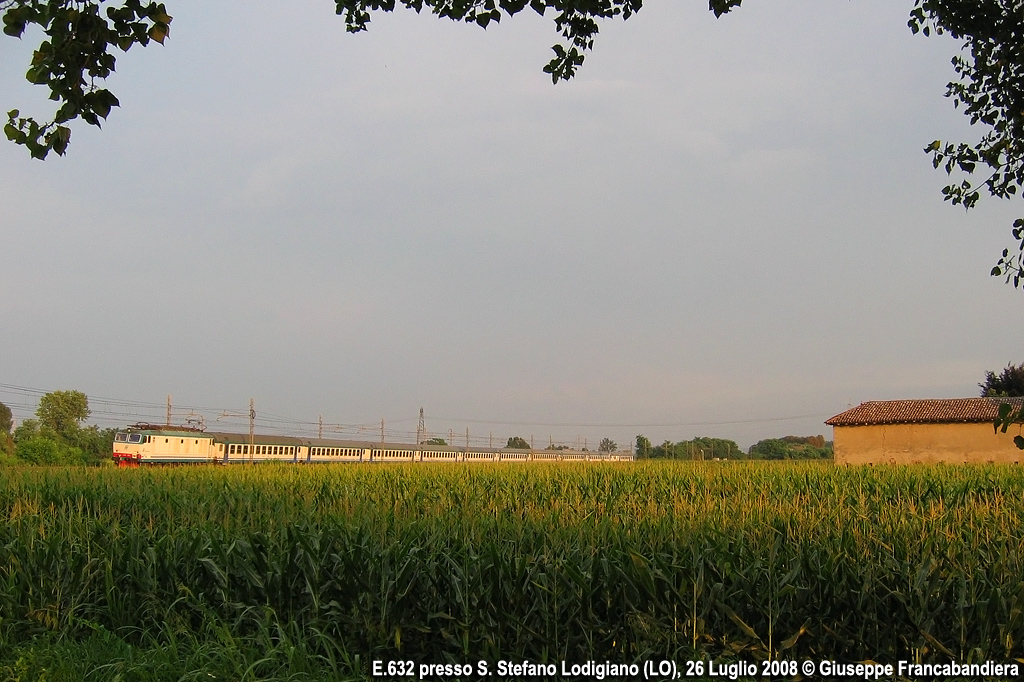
left=2, top=0, right=1023, bottom=450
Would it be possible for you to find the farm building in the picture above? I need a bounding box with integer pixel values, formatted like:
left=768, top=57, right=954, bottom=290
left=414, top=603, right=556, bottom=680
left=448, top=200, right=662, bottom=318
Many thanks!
left=826, top=398, right=1024, bottom=465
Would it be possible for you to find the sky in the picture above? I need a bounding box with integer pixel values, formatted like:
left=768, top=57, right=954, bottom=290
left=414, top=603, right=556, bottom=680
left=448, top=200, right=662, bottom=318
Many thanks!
left=2, top=0, right=1023, bottom=451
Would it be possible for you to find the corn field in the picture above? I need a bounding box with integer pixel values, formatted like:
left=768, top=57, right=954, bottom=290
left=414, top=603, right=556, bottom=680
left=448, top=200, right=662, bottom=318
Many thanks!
left=1, top=462, right=1023, bottom=678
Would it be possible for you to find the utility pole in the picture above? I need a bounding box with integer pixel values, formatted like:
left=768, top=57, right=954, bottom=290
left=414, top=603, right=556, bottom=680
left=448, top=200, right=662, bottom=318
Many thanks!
left=531, top=434, right=534, bottom=449
left=318, top=414, right=323, bottom=440
left=489, top=432, right=493, bottom=448
left=249, top=399, right=255, bottom=462
left=449, top=429, right=454, bottom=446
left=465, top=427, right=469, bottom=448
left=216, top=399, right=255, bottom=463
left=166, top=395, right=172, bottom=427
left=381, top=418, right=385, bottom=444
left=417, top=407, right=425, bottom=444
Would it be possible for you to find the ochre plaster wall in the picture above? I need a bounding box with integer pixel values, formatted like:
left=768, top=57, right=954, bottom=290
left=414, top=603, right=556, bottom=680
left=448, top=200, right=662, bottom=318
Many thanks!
left=833, top=422, right=1023, bottom=465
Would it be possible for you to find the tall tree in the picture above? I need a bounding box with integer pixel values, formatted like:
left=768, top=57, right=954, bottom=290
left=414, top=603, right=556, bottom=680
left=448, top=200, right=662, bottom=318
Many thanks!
left=598, top=438, right=617, bottom=453
left=981, top=363, right=1024, bottom=397
left=36, top=389, right=90, bottom=439
left=634, top=434, right=651, bottom=458
left=506, top=436, right=530, bottom=449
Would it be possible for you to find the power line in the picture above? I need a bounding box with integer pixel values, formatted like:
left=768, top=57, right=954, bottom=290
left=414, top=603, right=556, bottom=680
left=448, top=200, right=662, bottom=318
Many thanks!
left=0, top=382, right=832, bottom=438
left=427, top=413, right=832, bottom=428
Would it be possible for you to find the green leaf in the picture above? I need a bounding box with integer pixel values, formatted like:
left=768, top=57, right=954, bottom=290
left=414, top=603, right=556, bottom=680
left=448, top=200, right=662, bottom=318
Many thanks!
left=148, top=23, right=169, bottom=44
left=4, top=123, right=24, bottom=143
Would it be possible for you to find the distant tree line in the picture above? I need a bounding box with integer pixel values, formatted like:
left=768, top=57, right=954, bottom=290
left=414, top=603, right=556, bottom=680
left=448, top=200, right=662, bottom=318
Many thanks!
left=505, top=437, right=618, bottom=452
left=0, top=390, right=114, bottom=466
left=747, top=435, right=832, bottom=460
left=635, top=434, right=832, bottom=460
left=634, top=435, right=744, bottom=460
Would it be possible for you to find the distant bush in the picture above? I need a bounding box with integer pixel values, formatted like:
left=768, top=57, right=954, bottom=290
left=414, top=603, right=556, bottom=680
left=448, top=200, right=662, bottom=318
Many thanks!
left=15, top=437, right=86, bottom=466
left=748, top=436, right=832, bottom=460
left=644, top=437, right=743, bottom=460
left=12, top=405, right=114, bottom=466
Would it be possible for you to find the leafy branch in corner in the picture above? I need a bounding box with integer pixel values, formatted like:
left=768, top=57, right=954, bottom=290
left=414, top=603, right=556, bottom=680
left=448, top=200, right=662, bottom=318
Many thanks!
left=1, top=0, right=748, bottom=159
left=909, top=0, right=1024, bottom=287
left=2, top=0, right=171, bottom=159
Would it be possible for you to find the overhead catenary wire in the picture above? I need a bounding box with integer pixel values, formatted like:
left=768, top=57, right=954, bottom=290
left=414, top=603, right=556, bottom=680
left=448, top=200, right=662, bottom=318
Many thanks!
left=0, top=381, right=832, bottom=449
left=426, top=413, right=833, bottom=428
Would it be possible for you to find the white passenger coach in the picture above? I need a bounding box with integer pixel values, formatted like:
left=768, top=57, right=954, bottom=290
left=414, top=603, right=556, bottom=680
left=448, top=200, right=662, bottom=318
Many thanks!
left=112, top=426, right=634, bottom=466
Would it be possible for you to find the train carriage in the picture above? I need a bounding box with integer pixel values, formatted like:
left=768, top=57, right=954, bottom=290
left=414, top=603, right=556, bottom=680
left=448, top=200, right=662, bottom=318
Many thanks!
left=305, top=440, right=367, bottom=463
left=371, top=446, right=417, bottom=462
left=113, top=425, right=634, bottom=465
left=215, top=432, right=304, bottom=463
left=418, top=445, right=464, bottom=462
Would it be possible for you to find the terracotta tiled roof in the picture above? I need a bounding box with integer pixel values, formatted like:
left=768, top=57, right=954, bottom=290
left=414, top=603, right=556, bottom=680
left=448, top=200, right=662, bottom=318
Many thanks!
left=825, top=398, right=1024, bottom=426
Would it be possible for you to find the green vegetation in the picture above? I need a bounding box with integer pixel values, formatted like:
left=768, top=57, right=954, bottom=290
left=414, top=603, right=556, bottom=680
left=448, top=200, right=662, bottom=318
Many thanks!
left=635, top=434, right=651, bottom=458
left=35, top=389, right=90, bottom=437
left=637, top=435, right=743, bottom=460
left=636, top=435, right=831, bottom=461
left=506, top=435, right=530, bottom=449
left=981, top=362, right=1024, bottom=397
left=0, top=401, right=13, bottom=462
left=747, top=435, right=833, bottom=460
left=2, top=461, right=1022, bottom=681
left=986, top=363, right=1024, bottom=452
left=3, top=390, right=114, bottom=467
left=0, top=401, right=11, bottom=435
left=423, top=437, right=448, bottom=446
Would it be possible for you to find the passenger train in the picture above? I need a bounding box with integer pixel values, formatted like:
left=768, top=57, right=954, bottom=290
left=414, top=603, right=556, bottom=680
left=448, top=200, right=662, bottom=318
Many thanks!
left=112, top=425, right=635, bottom=466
